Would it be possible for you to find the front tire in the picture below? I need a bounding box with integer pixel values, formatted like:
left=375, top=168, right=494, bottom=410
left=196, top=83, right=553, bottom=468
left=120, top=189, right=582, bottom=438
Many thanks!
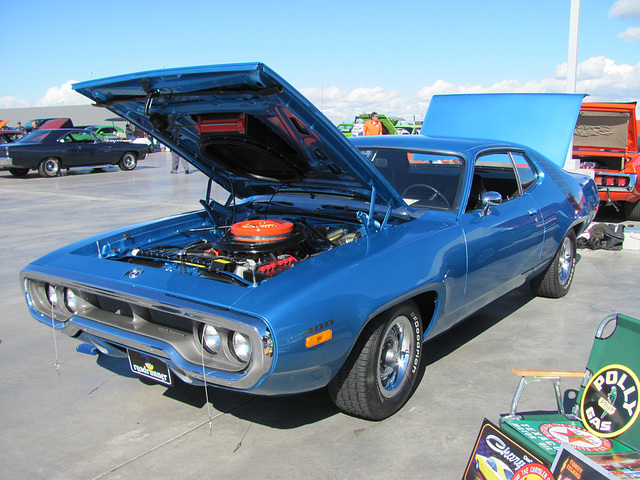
left=118, top=152, right=137, bottom=171
left=531, top=230, right=576, bottom=298
left=38, top=158, right=60, bottom=177
left=9, top=167, right=29, bottom=177
left=328, top=301, right=423, bottom=420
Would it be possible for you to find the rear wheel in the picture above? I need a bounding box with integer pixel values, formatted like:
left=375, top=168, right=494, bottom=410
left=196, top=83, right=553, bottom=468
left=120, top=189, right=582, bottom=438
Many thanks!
left=38, top=158, right=60, bottom=177
left=328, top=301, right=423, bottom=420
left=624, top=200, right=640, bottom=221
left=531, top=230, right=576, bottom=298
left=9, top=167, right=29, bottom=177
left=118, top=152, right=137, bottom=171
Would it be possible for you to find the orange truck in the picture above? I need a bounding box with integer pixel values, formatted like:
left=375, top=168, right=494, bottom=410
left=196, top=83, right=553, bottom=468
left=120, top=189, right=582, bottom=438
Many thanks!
left=574, top=102, right=640, bottom=220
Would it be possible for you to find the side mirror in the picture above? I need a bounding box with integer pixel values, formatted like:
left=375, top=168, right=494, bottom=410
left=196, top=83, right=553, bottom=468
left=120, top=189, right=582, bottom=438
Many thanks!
left=481, top=191, right=502, bottom=216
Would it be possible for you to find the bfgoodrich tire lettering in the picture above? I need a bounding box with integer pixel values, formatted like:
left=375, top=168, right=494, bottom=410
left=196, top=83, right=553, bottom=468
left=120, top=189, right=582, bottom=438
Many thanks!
left=328, top=301, right=423, bottom=420
left=530, top=230, right=576, bottom=298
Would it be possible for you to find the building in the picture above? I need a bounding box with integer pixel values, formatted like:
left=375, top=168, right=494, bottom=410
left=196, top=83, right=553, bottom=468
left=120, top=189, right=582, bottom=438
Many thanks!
left=0, top=105, right=124, bottom=128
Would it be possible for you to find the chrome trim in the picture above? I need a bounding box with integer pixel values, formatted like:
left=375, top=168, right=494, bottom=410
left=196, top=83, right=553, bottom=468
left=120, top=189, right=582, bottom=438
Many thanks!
left=595, top=172, right=638, bottom=192
left=21, top=272, right=274, bottom=390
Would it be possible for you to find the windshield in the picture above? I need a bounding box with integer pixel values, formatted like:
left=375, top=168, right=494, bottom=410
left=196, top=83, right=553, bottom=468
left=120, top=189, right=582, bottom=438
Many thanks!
left=359, top=147, right=464, bottom=211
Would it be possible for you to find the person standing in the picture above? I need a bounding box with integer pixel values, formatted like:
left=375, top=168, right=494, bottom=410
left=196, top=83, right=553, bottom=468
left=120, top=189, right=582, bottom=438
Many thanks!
left=170, top=150, right=190, bottom=174
left=363, top=112, right=382, bottom=136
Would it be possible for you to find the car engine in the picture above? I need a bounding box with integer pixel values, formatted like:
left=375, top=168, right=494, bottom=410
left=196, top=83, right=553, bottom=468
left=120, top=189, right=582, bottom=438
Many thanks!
left=119, top=218, right=361, bottom=286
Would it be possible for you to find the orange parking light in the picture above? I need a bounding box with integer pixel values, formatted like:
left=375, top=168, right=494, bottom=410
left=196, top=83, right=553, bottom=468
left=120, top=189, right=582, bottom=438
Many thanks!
left=305, top=329, right=332, bottom=348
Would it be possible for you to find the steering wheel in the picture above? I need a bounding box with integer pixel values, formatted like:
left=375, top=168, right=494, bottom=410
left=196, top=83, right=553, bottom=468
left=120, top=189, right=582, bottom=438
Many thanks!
left=402, top=184, right=451, bottom=209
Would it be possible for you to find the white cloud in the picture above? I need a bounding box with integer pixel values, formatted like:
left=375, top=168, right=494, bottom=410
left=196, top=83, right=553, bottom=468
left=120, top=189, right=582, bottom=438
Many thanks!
left=303, top=56, right=640, bottom=124
left=610, top=0, right=640, bottom=19
left=34, top=80, right=91, bottom=107
left=14, top=56, right=639, bottom=126
left=0, top=96, right=31, bottom=108
left=618, top=26, right=640, bottom=41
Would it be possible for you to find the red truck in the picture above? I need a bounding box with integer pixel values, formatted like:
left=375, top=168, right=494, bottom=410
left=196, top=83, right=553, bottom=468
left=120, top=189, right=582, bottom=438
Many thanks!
left=574, top=102, right=640, bottom=220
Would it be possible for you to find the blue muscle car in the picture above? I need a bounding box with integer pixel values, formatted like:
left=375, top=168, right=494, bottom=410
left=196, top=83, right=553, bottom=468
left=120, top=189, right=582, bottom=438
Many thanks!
left=0, top=128, right=148, bottom=177
left=20, top=63, right=598, bottom=420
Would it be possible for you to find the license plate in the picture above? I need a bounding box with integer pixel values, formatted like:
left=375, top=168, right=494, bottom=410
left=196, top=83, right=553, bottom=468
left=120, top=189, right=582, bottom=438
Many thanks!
left=128, top=349, right=172, bottom=386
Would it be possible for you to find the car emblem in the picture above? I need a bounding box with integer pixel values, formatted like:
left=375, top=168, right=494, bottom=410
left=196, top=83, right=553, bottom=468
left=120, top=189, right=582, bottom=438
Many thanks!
left=125, top=268, right=143, bottom=279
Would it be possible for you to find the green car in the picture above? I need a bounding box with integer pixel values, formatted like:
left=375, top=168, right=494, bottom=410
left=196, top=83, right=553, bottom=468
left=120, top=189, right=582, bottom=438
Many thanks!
left=337, top=123, right=354, bottom=136
left=346, top=114, right=421, bottom=137
left=85, top=125, right=125, bottom=141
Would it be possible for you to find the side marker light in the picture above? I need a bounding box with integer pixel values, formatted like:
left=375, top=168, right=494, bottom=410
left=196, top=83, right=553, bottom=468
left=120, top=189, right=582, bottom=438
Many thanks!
left=305, top=329, right=333, bottom=348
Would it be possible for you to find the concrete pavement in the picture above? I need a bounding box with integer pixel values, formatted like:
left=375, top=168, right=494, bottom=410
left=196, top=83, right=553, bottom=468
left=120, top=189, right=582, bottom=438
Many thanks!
left=1, top=152, right=638, bottom=479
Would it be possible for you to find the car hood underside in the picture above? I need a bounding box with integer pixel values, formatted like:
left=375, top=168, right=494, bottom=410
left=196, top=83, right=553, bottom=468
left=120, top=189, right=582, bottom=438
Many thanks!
left=73, top=63, right=405, bottom=209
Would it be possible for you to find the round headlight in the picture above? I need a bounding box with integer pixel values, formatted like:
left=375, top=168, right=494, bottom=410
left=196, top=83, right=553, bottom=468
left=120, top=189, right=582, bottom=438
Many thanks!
left=202, top=325, right=221, bottom=354
left=64, top=289, right=77, bottom=313
left=232, top=332, right=251, bottom=363
left=46, top=284, right=58, bottom=306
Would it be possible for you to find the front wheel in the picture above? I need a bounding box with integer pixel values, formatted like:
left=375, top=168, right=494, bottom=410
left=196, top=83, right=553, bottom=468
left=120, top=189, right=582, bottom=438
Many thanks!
left=328, top=301, right=423, bottom=420
left=38, top=158, right=60, bottom=177
left=118, top=152, right=137, bottom=171
left=530, top=230, right=576, bottom=298
left=9, top=167, right=29, bottom=177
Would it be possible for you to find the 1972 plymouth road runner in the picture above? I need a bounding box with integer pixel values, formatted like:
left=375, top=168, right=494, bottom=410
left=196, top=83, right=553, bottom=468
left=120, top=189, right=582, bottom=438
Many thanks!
left=0, top=128, right=149, bottom=177
left=20, top=63, right=598, bottom=420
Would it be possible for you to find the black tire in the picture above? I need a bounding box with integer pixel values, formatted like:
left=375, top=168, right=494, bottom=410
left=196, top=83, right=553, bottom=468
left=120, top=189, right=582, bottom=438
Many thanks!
left=118, top=152, right=137, bottom=171
left=328, top=301, right=423, bottom=420
left=9, top=167, right=29, bottom=177
left=38, top=158, right=60, bottom=177
left=624, top=200, right=640, bottom=221
left=531, top=230, right=576, bottom=298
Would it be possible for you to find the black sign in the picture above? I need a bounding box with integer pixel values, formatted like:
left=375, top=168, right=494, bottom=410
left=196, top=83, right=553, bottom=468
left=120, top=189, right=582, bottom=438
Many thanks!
left=463, top=419, right=547, bottom=480
left=128, top=349, right=172, bottom=386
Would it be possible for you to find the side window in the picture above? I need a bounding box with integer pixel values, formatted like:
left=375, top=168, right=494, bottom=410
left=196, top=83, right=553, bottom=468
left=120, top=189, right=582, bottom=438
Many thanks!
left=467, top=152, right=519, bottom=212
left=511, top=152, right=537, bottom=193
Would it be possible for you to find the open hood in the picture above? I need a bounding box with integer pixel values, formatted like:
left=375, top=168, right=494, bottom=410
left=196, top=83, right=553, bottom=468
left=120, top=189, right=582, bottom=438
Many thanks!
left=422, top=93, right=586, bottom=166
left=73, top=63, right=404, bottom=208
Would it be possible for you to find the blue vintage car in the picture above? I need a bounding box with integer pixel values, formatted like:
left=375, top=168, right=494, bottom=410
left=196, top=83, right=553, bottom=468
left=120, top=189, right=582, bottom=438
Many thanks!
left=20, top=63, right=598, bottom=420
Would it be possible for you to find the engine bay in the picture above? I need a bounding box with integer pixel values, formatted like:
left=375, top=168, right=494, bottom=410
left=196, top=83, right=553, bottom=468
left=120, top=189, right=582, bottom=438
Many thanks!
left=115, top=217, right=362, bottom=286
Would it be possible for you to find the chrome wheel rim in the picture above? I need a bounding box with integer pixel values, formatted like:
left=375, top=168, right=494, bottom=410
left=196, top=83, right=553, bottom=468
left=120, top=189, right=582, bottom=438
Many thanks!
left=558, top=236, right=574, bottom=285
left=44, top=159, right=59, bottom=175
left=377, top=315, right=413, bottom=398
left=122, top=154, right=136, bottom=169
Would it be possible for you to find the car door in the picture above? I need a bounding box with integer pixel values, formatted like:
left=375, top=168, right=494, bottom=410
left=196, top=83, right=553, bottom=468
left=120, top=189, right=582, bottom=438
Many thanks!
left=459, top=151, right=544, bottom=314
left=69, top=131, right=111, bottom=166
left=56, top=132, right=85, bottom=166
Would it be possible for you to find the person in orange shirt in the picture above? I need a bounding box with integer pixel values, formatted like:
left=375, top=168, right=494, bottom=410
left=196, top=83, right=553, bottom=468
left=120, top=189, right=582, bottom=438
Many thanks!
left=363, top=112, right=382, bottom=136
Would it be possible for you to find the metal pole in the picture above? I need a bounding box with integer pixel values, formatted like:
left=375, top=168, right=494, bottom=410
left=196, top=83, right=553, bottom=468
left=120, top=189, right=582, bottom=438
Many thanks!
left=566, top=0, right=581, bottom=94
left=565, top=0, right=581, bottom=170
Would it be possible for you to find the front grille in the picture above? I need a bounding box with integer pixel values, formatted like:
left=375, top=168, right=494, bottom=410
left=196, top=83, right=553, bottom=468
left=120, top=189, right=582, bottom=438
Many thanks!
left=96, top=295, right=133, bottom=317
left=94, top=294, right=193, bottom=333
left=148, top=309, right=194, bottom=333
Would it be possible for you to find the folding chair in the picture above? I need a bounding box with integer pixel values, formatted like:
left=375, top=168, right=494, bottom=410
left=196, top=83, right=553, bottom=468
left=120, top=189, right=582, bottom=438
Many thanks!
left=500, top=313, right=640, bottom=465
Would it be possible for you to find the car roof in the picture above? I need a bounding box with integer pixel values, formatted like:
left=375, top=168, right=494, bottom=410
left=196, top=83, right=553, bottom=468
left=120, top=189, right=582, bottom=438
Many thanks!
left=349, top=131, right=517, bottom=160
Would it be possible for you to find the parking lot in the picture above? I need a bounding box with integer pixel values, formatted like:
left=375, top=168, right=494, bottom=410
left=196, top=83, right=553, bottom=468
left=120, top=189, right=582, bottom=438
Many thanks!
left=1, top=152, right=638, bottom=480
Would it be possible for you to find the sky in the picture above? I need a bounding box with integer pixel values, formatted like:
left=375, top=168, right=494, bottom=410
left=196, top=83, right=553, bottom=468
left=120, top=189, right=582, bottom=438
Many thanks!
left=1, top=0, right=639, bottom=124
